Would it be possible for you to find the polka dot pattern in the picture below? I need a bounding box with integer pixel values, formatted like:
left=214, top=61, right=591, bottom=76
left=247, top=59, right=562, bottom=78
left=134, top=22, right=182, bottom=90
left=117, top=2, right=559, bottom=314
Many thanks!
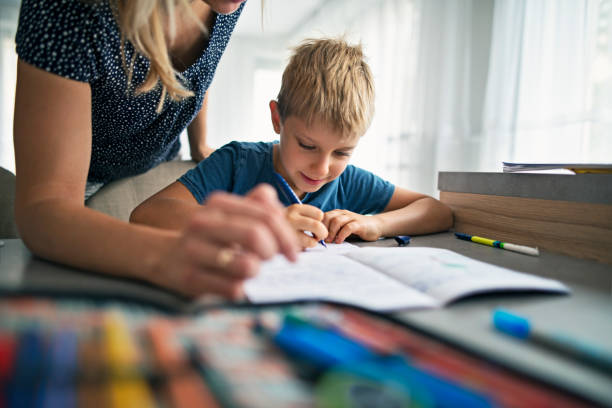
left=15, top=0, right=243, bottom=184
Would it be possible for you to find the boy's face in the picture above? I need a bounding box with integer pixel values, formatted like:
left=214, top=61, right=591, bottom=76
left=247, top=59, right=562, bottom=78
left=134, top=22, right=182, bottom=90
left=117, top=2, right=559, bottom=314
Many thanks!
left=270, top=101, right=360, bottom=199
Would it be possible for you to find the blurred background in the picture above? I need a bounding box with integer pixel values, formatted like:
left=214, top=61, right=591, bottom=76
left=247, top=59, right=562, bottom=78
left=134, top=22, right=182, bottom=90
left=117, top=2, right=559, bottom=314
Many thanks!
left=1, top=0, right=611, bottom=195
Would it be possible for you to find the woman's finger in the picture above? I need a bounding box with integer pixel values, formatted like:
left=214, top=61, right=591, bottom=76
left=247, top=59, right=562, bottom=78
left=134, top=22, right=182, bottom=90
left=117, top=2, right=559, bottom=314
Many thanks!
left=204, top=189, right=298, bottom=261
left=178, top=263, right=248, bottom=299
left=180, top=236, right=261, bottom=279
left=187, top=209, right=281, bottom=261
left=246, top=184, right=300, bottom=260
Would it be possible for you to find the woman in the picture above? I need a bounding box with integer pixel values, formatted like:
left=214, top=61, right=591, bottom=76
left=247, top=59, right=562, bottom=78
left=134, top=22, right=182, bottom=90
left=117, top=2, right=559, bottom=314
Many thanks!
left=13, top=0, right=298, bottom=299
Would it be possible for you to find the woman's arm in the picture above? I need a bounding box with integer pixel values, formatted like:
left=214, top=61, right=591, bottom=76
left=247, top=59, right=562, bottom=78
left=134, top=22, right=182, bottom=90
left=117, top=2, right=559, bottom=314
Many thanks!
left=187, top=91, right=214, bottom=162
left=323, top=187, right=453, bottom=243
left=14, top=60, right=297, bottom=299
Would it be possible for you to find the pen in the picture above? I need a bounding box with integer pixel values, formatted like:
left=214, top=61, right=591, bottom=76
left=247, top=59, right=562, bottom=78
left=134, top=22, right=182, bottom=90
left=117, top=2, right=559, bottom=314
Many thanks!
left=273, top=172, right=327, bottom=248
left=455, top=232, right=539, bottom=256
left=493, top=309, right=612, bottom=375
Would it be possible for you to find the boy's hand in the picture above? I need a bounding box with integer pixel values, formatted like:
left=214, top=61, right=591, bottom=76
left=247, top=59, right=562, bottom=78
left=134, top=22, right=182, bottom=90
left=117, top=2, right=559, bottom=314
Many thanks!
left=323, top=210, right=383, bottom=243
left=285, top=204, right=328, bottom=250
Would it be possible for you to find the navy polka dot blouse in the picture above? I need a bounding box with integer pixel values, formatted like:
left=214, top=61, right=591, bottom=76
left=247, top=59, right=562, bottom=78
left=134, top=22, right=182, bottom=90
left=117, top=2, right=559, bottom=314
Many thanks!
left=15, top=0, right=243, bottom=184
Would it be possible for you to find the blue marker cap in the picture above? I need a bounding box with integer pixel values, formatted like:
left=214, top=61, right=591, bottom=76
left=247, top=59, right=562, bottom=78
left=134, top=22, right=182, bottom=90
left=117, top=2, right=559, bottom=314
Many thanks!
left=454, top=232, right=471, bottom=241
left=394, top=236, right=411, bottom=246
left=492, top=309, right=531, bottom=339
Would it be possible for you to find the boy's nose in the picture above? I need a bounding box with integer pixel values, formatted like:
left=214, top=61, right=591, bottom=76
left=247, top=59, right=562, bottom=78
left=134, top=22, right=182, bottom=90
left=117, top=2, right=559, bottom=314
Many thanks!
left=310, top=155, right=330, bottom=178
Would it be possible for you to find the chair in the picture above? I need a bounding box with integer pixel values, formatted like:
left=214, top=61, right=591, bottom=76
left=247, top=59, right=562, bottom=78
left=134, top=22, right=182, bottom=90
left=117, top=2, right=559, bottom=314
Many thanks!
left=0, top=167, right=17, bottom=238
left=0, top=160, right=195, bottom=238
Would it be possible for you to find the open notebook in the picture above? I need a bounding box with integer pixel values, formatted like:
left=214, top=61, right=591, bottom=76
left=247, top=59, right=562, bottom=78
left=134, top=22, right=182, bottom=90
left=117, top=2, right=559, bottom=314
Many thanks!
left=244, top=244, right=570, bottom=312
left=1, top=240, right=569, bottom=314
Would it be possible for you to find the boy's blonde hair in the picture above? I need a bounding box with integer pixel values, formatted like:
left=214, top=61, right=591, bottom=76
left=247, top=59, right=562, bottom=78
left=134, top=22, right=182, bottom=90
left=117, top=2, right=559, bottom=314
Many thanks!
left=277, top=38, right=375, bottom=138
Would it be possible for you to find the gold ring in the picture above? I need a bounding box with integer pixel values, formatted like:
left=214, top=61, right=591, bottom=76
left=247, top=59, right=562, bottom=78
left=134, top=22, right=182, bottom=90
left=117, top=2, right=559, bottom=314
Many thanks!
left=216, top=248, right=235, bottom=269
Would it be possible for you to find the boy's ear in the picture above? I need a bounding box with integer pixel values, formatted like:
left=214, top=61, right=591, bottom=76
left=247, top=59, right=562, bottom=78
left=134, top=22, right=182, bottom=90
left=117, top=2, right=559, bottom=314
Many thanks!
left=269, top=100, right=281, bottom=134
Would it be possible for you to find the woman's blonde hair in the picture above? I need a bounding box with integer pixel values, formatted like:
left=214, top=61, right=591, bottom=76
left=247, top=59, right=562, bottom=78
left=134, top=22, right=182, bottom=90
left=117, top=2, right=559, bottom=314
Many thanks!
left=277, top=37, right=375, bottom=138
left=115, top=0, right=204, bottom=112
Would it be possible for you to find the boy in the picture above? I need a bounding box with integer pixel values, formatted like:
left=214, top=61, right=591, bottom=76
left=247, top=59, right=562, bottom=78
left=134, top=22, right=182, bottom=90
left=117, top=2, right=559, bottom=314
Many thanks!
left=130, top=38, right=452, bottom=249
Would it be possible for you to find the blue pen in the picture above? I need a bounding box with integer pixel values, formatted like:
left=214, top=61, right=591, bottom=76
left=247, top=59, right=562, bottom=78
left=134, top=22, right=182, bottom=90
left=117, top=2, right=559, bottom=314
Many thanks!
left=493, top=309, right=612, bottom=375
left=273, top=172, right=327, bottom=248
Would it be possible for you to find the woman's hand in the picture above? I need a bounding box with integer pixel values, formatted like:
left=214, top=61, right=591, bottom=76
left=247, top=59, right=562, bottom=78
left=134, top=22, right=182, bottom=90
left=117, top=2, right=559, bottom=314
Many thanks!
left=323, top=209, right=383, bottom=244
left=150, top=184, right=299, bottom=299
left=284, top=204, right=328, bottom=250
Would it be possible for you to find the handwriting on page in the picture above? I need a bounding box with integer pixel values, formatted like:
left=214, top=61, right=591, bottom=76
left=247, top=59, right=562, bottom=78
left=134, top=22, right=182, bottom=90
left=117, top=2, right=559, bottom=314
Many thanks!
left=244, top=252, right=436, bottom=311
left=305, top=241, right=358, bottom=255
left=346, top=247, right=562, bottom=304
left=348, top=249, right=474, bottom=291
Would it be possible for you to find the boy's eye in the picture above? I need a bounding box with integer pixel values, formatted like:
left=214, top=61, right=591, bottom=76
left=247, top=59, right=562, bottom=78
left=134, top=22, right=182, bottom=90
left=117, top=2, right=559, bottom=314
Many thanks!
left=335, top=151, right=352, bottom=157
left=298, top=142, right=315, bottom=150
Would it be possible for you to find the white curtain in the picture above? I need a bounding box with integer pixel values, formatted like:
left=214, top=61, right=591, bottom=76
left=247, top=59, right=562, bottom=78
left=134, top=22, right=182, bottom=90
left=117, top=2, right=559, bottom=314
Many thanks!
left=285, top=0, right=611, bottom=195
left=482, top=0, right=611, bottom=168
left=289, top=0, right=492, bottom=195
left=2, top=0, right=610, bottom=188
left=0, top=2, right=19, bottom=174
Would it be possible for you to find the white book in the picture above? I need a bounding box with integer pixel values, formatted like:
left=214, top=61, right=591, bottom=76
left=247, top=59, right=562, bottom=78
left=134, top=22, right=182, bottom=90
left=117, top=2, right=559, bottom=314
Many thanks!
left=502, top=162, right=612, bottom=174
left=245, top=245, right=570, bottom=312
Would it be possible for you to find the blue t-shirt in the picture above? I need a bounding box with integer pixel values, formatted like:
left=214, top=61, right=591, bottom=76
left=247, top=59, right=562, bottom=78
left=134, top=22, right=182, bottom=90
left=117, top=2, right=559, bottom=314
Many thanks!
left=179, top=141, right=395, bottom=214
left=15, top=0, right=243, bottom=184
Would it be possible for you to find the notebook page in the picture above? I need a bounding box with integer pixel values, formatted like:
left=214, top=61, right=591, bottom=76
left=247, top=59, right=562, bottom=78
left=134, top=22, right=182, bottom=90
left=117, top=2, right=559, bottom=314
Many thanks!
left=244, top=249, right=437, bottom=312
left=304, top=241, right=358, bottom=255
left=346, top=247, right=569, bottom=304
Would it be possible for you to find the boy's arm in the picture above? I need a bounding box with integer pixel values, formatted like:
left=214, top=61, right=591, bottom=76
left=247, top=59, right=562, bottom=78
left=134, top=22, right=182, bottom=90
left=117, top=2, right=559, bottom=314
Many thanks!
left=374, top=187, right=453, bottom=236
left=130, top=181, right=201, bottom=230
left=133, top=141, right=237, bottom=230
left=324, top=187, right=453, bottom=243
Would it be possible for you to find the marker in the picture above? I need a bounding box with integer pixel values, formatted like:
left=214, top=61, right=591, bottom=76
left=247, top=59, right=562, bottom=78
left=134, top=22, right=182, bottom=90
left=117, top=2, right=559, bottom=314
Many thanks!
left=43, top=329, right=78, bottom=408
left=493, top=309, right=612, bottom=375
left=8, top=329, right=46, bottom=407
left=103, top=313, right=156, bottom=408
left=147, top=319, right=221, bottom=408
left=272, top=314, right=375, bottom=370
left=0, top=332, right=17, bottom=407
left=455, top=232, right=539, bottom=256
left=273, top=172, right=327, bottom=248
left=263, top=315, right=493, bottom=407
left=394, top=235, right=410, bottom=247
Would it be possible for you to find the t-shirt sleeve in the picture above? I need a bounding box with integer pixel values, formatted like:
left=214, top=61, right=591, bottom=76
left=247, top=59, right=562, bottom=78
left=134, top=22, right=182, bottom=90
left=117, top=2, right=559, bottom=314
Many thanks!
left=339, top=165, right=395, bottom=214
left=15, top=0, right=99, bottom=82
left=178, top=142, right=240, bottom=204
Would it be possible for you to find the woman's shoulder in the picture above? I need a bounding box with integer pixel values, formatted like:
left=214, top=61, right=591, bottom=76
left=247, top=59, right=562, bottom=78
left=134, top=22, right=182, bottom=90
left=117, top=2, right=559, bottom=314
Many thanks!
left=17, top=0, right=108, bottom=33
left=16, top=0, right=114, bottom=82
